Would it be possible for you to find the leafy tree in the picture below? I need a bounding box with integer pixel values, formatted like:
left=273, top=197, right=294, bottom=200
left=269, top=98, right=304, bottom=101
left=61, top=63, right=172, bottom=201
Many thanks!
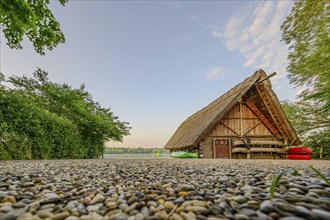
left=281, top=0, right=330, bottom=114
left=0, top=89, right=82, bottom=160
left=0, top=69, right=130, bottom=159
left=281, top=1, right=329, bottom=159
left=282, top=100, right=330, bottom=159
left=0, top=0, right=67, bottom=55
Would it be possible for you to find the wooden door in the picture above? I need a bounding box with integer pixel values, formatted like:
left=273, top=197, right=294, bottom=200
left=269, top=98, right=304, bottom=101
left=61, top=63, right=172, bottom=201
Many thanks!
left=213, top=138, right=230, bottom=158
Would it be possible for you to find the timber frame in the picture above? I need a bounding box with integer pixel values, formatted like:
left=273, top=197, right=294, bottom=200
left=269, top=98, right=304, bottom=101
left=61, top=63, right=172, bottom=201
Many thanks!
left=165, top=70, right=300, bottom=159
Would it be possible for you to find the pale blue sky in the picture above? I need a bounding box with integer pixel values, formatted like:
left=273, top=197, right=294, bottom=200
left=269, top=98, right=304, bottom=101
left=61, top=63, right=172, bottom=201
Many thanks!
left=1, top=1, right=299, bottom=148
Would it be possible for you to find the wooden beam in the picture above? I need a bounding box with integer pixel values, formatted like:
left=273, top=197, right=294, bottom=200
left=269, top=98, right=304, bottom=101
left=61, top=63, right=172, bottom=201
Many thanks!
left=232, top=147, right=286, bottom=153
left=255, top=85, right=289, bottom=138
left=231, top=147, right=247, bottom=153
left=244, top=98, right=282, bottom=139
left=220, top=121, right=240, bottom=135
left=242, top=120, right=262, bottom=136
left=255, top=72, right=277, bottom=84
left=223, top=117, right=258, bottom=119
left=232, top=139, right=284, bottom=146
left=250, top=148, right=286, bottom=153
left=240, top=102, right=243, bottom=136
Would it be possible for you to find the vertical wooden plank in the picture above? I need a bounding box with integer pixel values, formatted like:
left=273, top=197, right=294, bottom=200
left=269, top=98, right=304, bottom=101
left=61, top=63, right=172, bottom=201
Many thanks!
left=240, top=102, right=243, bottom=137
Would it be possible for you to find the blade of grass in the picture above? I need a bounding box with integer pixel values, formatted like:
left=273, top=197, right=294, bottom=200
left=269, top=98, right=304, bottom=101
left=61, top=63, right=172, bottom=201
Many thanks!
left=270, top=168, right=299, bottom=199
left=310, top=166, right=330, bottom=186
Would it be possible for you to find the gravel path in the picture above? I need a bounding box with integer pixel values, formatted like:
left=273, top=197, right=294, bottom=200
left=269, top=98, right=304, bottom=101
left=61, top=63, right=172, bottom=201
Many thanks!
left=0, top=159, right=329, bottom=220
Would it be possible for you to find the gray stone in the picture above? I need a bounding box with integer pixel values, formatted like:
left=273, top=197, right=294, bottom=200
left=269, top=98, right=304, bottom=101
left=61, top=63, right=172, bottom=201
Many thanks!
left=174, top=198, right=185, bottom=204
left=229, top=195, right=247, bottom=204
left=12, top=202, right=26, bottom=209
left=294, top=205, right=316, bottom=220
left=0, top=205, right=13, bottom=213
left=218, top=176, right=229, bottom=182
left=124, top=202, right=138, bottom=213
left=87, top=203, right=103, bottom=212
left=141, top=206, right=150, bottom=218
left=241, top=185, right=252, bottom=192
left=308, top=189, right=329, bottom=196
left=259, top=200, right=273, bottom=213
left=51, top=211, right=70, bottom=220
left=208, top=205, right=223, bottom=215
left=275, top=202, right=296, bottom=212
left=240, top=208, right=256, bottom=216
left=234, top=213, right=249, bottom=220
left=311, top=209, right=330, bottom=220
left=108, top=213, right=130, bottom=220
left=278, top=217, right=305, bottom=220
left=90, top=194, right=105, bottom=205
left=128, top=196, right=138, bottom=204
left=0, top=209, right=25, bottom=220
left=185, top=206, right=208, bottom=215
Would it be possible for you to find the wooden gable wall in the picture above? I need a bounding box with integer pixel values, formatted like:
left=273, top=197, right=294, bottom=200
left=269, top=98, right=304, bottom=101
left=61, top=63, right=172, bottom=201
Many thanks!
left=209, top=103, right=274, bottom=137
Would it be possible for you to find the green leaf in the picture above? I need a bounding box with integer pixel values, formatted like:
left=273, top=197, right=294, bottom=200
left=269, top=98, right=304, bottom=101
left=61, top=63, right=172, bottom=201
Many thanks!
left=270, top=168, right=299, bottom=199
left=309, top=165, right=330, bottom=186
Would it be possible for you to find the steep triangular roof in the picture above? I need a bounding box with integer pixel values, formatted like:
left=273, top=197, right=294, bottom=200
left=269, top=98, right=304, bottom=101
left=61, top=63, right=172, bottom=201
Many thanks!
left=164, top=69, right=300, bottom=149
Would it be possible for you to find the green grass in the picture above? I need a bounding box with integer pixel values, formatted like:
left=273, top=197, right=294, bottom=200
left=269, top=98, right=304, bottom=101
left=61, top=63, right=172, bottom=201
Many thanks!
left=309, top=165, right=330, bottom=185
left=270, top=166, right=330, bottom=199
left=270, top=168, right=299, bottom=199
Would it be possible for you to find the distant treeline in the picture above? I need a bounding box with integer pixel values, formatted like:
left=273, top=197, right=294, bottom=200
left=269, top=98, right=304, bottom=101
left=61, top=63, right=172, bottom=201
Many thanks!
left=105, top=147, right=169, bottom=154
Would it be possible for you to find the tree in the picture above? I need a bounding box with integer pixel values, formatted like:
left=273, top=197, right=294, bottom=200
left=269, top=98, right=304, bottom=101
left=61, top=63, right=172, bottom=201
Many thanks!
left=281, top=100, right=330, bottom=159
left=0, top=69, right=130, bottom=159
left=281, top=0, right=330, bottom=114
left=0, top=0, right=67, bottom=55
left=281, top=0, right=330, bottom=159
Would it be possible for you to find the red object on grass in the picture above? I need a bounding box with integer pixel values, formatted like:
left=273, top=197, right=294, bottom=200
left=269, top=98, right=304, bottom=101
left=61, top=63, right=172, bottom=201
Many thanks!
left=288, top=147, right=313, bottom=154
left=288, top=154, right=312, bottom=160
left=288, top=146, right=313, bottom=160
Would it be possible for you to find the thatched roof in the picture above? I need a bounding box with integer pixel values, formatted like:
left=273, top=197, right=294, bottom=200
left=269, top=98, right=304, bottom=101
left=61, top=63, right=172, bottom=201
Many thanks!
left=164, top=69, right=300, bottom=150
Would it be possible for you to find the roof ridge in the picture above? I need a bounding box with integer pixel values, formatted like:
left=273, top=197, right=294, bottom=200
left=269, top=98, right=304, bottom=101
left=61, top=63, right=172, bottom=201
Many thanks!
left=184, top=70, right=261, bottom=122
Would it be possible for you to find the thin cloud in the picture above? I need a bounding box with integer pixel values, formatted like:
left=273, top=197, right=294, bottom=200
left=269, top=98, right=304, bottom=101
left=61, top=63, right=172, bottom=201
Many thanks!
left=213, top=1, right=293, bottom=84
left=196, top=66, right=226, bottom=81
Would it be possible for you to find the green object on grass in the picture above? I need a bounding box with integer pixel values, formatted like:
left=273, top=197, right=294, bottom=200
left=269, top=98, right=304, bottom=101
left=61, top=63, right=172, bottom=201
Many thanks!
left=189, top=153, right=198, bottom=158
left=171, top=151, right=198, bottom=158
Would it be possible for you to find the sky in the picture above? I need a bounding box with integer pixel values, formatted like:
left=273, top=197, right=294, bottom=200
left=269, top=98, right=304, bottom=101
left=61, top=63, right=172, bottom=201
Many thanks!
left=0, top=0, right=299, bottom=148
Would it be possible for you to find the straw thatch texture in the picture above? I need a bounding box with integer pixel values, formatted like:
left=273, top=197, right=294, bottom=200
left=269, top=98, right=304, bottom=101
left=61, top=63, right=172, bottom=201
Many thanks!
left=164, top=69, right=300, bottom=150
left=165, top=70, right=263, bottom=150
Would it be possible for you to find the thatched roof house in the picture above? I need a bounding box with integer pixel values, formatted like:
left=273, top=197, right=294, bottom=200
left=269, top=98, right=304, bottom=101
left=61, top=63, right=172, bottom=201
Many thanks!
left=165, top=70, right=300, bottom=159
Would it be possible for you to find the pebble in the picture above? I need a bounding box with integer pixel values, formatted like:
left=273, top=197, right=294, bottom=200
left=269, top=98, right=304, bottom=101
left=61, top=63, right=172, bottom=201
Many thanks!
left=278, top=217, right=305, bottom=220
left=208, top=205, right=223, bottom=215
left=51, top=211, right=70, bottom=220
left=171, top=213, right=184, bottom=220
left=90, top=194, right=105, bottom=205
left=0, top=159, right=328, bottom=220
left=164, top=201, right=175, bottom=210
left=234, top=213, right=249, bottom=220
left=259, top=200, right=273, bottom=213
left=247, top=200, right=259, bottom=209
left=0, top=209, right=25, bottom=220
left=294, top=205, right=316, bottom=219
left=228, top=195, right=247, bottom=204
left=1, top=196, right=16, bottom=204
left=0, top=204, right=13, bottom=212
left=185, top=206, right=208, bottom=215
left=311, top=209, right=330, bottom=220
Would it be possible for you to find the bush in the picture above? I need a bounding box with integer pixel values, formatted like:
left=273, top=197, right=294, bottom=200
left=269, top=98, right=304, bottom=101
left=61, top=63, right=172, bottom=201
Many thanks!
left=0, top=69, right=130, bottom=160
left=0, top=90, right=81, bottom=159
